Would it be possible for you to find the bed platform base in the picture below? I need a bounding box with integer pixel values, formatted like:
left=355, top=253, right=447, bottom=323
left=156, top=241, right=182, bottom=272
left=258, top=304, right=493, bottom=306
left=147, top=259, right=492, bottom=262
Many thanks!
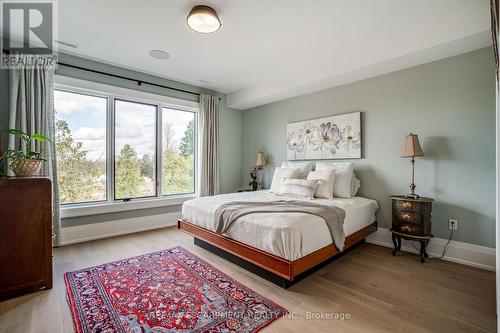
left=194, top=237, right=364, bottom=288
left=178, top=219, right=377, bottom=288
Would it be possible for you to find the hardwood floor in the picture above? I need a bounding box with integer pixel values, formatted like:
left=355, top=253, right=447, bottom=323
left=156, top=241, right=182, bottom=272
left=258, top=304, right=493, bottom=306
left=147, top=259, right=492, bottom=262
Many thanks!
left=0, top=226, right=496, bottom=332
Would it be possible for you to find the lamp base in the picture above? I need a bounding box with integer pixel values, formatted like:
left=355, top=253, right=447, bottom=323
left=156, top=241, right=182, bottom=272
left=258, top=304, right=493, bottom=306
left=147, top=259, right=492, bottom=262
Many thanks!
left=407, top=182, right=418, bottom=199
left=257, top=167, right=264, bottom=190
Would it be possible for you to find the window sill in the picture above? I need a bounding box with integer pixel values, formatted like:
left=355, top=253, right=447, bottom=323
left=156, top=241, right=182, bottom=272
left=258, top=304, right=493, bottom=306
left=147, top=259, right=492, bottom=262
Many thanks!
left=60, top=195, right=197, bottom=218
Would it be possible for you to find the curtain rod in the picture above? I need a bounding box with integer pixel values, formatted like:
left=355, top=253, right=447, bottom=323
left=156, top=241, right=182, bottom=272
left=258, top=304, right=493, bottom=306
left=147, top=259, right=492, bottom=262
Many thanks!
left=58, top=62, right=210, bottom=99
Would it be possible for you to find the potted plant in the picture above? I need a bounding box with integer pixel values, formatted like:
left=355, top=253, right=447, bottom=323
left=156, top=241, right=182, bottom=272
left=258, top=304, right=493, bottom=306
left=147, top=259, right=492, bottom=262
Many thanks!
left=249, top=167, right=258, bottom=191
left=0, top=129, right=50, bottom=177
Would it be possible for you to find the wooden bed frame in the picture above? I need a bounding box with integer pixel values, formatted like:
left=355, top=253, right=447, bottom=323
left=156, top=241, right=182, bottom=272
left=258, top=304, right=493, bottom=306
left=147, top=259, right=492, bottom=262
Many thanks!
left=178, top=219, right=377, bottom=288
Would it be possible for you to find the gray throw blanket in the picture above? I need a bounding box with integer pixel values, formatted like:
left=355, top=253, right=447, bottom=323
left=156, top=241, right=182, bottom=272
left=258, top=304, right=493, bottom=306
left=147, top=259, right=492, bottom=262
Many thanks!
left=214, top=200, right=346, bottom=251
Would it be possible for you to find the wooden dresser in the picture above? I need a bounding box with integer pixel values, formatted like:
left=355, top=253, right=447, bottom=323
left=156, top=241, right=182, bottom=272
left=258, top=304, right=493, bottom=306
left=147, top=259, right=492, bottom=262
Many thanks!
left=390, top=195, right=433, bottom=263
left=0, top=177, right=53, bottom=299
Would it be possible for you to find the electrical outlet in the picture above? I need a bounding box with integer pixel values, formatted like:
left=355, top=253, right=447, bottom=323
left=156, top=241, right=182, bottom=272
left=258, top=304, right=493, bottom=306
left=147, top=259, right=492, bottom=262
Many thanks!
left=449, top=219, right=458, bottom=230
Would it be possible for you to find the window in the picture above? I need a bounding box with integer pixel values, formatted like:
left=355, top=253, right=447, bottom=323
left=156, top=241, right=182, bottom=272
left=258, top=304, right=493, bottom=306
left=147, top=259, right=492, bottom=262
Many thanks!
left=54, top=90, right=107, bottom=204
left=54, top=77, right=199, bottom=209
left=114, top=100, right=157, bottom=199
left=162, top=108, right=196, bottom=195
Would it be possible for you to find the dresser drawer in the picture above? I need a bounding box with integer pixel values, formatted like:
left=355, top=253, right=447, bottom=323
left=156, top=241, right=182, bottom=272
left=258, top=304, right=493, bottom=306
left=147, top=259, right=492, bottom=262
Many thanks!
left=393, top=223, right=424, bottom=236
left=395, top=211, right=422, bottom=225
left=394, top=200, right=422, bottom=212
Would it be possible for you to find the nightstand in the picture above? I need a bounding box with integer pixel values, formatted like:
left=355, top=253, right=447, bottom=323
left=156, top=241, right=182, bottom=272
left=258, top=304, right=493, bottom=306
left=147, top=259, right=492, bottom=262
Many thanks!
left=390, top=195, right=433, bottom=263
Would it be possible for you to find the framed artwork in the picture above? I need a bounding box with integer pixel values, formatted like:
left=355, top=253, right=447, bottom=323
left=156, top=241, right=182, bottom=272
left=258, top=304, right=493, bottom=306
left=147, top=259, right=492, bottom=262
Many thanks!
left=286, top=111, right=361, bottom=160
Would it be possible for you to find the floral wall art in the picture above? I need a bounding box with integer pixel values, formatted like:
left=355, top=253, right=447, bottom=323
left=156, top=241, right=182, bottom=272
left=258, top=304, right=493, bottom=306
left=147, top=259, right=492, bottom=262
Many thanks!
left=286, top=112, right=361, bottom=160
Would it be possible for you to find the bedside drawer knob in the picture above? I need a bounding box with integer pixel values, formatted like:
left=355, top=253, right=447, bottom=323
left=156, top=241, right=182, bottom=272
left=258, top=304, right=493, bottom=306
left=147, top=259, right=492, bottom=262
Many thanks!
left=402, top=202, right=413, bottom=209
left=401, top=213, right=413, bottom=221
left=401, top=224, right=413, bottom=232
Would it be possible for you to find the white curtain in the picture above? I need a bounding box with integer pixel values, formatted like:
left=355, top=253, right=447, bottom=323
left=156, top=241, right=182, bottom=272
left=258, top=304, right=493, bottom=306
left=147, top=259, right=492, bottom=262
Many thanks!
left=8, top=54, right=60, bottom=246
left=199, top=94, right=220, bottom=196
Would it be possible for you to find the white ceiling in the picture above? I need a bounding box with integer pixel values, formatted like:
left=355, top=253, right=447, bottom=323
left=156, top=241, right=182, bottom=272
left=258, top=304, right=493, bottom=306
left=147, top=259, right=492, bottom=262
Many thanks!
left=56, top=0, right=491, bottom=109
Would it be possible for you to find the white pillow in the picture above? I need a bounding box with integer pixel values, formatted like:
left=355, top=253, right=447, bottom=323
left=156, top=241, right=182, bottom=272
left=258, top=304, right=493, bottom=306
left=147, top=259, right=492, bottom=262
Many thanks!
left=315, top=162, right=355, bottom=198
left=351, top=172, right=361, bottom=197
left=281, top=161, right=314, bottom=179
left=279, top=178, right=318, bottom=199
left=270, top=167, right=300, bottom=193
left=307, top=169, right=335, bottom=199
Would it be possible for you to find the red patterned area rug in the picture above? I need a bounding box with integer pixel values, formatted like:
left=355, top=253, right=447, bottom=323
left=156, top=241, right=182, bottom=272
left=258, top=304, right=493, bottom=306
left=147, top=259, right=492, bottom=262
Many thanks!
left=65, top=246, right=287, bottom=333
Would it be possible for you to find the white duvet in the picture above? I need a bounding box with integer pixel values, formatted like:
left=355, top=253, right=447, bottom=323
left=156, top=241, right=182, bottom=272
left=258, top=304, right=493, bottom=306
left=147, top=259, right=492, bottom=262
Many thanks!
left=182, top=190, right=378, bottom=261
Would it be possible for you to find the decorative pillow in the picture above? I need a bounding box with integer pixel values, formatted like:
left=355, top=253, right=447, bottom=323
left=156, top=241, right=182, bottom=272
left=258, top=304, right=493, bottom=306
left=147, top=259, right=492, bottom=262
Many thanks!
left=307, top=169, right=335, bottom=199
left=281, top=161, right=314, bottom=179
left=279, top=178, right=318, bottom=199
left=351, top=172, right=361, bottom=197
left=270, top=167, right=300, bottom=193
left=315, top=162, right=355, bottom=198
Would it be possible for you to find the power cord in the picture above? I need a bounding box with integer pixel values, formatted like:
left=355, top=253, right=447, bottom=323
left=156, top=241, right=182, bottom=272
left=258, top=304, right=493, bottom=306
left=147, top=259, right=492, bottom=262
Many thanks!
left=408, top=229, right=454, bottom=259
left=436, top=229, right=454, bottom=259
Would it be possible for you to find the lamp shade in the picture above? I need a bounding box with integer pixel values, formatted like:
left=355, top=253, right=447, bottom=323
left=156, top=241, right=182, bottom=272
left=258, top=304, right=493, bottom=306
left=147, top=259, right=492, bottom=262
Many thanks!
left=255, top=150, right=266, bottom=167
left=402, top=133, right=424, bottom=157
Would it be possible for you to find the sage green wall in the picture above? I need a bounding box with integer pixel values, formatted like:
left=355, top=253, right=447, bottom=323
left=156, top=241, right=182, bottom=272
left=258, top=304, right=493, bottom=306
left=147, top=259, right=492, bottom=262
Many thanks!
left=241, top=47, right=496, bottom=248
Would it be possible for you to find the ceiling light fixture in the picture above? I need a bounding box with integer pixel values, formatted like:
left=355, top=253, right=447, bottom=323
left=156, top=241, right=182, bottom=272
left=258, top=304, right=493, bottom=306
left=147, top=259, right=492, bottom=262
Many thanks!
left=187, top=5, right=221, bottom=34
left=149, top=49, right=170, bottom=60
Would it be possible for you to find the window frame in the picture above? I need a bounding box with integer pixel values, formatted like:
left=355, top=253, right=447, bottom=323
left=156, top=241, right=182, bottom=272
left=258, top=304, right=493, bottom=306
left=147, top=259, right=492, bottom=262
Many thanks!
left=161, top=106, right=198, bottom=197
left=113, top=98, right=159, bottom=201
left=54, top=88, right=109, bottom=205
left=55, top=75, right=200, bottom=218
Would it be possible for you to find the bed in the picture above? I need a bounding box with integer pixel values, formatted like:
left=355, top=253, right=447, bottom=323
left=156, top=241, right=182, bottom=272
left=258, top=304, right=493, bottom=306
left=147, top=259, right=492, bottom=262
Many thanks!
left=178, top=190, right=379, bottom=287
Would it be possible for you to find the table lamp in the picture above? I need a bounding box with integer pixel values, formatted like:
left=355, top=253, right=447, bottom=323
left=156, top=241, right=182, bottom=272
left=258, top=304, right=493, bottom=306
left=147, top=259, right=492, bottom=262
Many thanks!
left=401, top=133, right=424, bottom=199
left=255, top=150, right=266, bottom=190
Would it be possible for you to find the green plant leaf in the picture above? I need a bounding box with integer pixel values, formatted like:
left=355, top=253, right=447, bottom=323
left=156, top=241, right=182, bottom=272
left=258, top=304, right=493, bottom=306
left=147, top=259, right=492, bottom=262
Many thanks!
left=3, top=129, right=48, bottom=161
left=30, top=133, right=51, bottom=142
left=5, top=128, right=24, bottom=135
left=4, top=128, right=29, bottom=142
left=26, top=150, right=43, bottom=159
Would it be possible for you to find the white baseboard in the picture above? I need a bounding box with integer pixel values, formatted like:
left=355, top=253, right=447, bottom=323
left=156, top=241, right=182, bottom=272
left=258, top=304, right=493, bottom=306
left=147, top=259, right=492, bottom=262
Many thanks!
left=366, top=227, right=496, bottom=271
left=60, top=211, right=181, bottom=246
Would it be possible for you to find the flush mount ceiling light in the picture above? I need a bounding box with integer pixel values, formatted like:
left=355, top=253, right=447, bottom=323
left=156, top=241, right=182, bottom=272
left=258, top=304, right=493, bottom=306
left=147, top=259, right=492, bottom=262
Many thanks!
left=187, top=5, right=221, bottom=34
left=149, top=49, right=170, bottom=60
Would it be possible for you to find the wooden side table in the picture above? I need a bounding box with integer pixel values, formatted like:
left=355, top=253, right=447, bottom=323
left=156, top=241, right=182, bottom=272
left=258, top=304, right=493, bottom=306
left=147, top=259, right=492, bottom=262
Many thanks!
left=390, top=195, right=433, bottom=263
